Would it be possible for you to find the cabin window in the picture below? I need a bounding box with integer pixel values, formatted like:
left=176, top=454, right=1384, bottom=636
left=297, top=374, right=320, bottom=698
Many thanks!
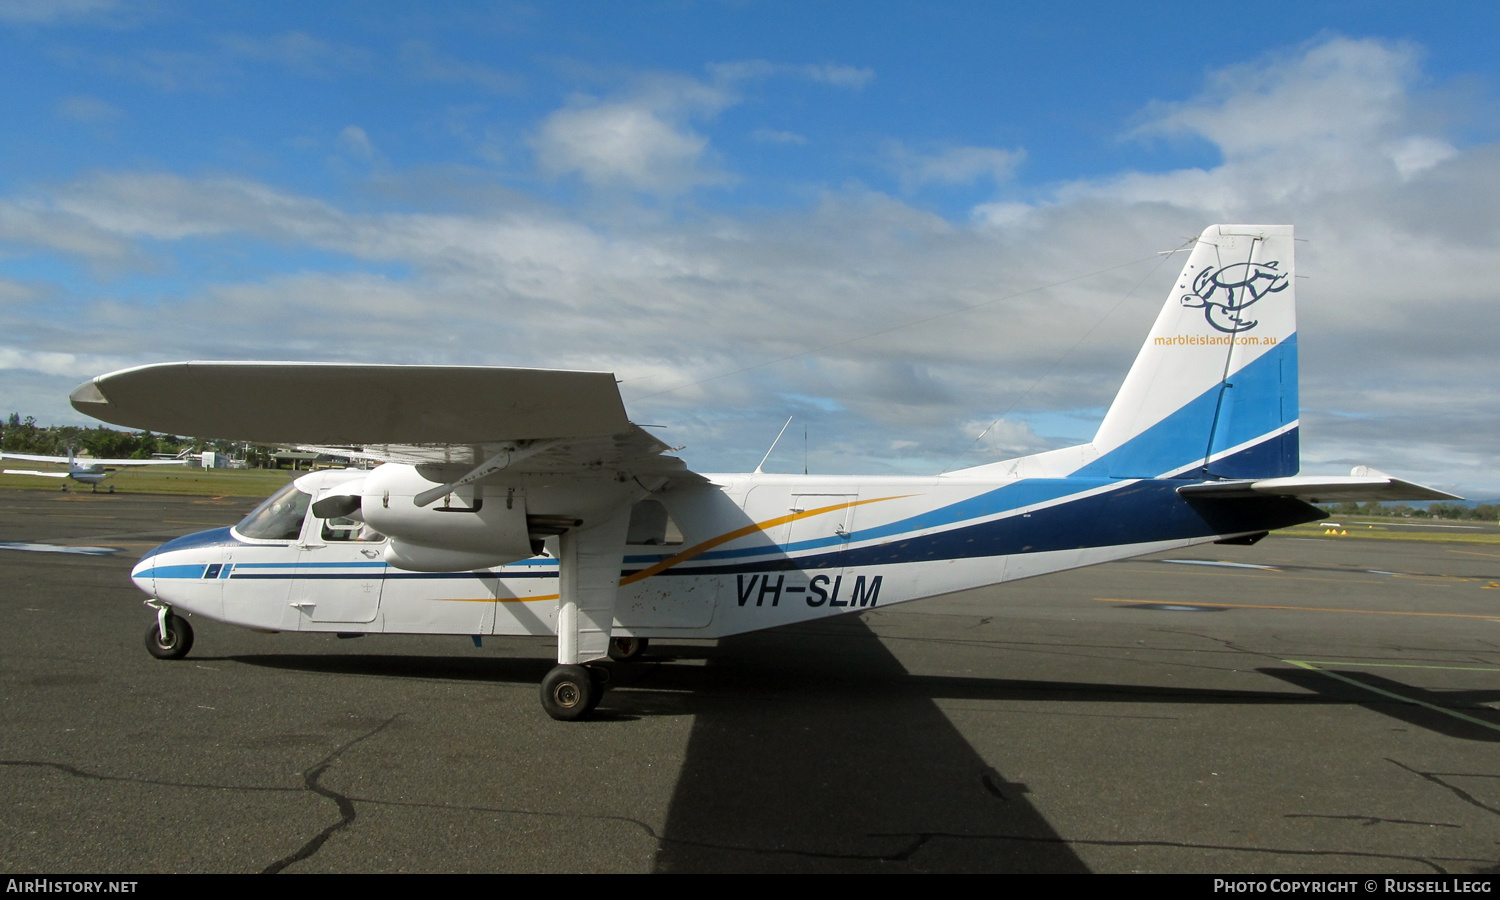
left=236, top=482, right=312, bottom=541
left=626, top=499, right=683, bottom=546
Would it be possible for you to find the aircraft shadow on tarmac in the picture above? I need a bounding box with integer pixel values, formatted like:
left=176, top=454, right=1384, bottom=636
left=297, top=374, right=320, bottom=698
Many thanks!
left=1260, top=667, right=1500, bottom=744
left=214, top=613, right=1500, bottom=873
left=229, top=625, right=1096, bottom=872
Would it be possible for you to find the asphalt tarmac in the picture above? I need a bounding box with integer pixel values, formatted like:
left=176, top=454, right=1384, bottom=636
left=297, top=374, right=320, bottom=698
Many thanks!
left=1, top=489, right=1497, bottom=874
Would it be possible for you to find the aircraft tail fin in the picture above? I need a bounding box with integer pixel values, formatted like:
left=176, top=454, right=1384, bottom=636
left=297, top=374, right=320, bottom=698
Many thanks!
left=1090, top=224, right=1298, bottom=480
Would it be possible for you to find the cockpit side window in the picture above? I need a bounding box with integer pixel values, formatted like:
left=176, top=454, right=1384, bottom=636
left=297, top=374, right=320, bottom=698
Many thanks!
left=235, top=482, right=312, bottom=541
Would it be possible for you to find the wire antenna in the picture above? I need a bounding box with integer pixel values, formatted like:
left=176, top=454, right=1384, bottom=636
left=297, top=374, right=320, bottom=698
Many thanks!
left=754, top=416, right=794, bottom=475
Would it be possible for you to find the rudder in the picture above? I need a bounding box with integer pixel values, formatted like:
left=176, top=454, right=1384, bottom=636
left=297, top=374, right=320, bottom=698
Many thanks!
left=1091, top=225, right=1298, bottom=480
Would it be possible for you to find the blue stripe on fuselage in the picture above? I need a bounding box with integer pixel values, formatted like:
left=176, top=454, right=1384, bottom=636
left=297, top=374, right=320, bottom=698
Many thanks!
left=137, top=564, right=210, bottom=580
left=659, top=474, right=1321, bottom=576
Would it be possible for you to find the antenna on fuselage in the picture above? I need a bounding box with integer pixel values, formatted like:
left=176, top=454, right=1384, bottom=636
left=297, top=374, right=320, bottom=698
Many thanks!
left=754, top=416, right=794, bottom=475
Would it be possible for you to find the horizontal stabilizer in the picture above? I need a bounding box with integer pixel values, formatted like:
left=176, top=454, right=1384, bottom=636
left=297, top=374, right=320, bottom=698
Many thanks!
left=1178, top=467, right=1461, bottom=503
left=71, top=362, right=631, bottom=444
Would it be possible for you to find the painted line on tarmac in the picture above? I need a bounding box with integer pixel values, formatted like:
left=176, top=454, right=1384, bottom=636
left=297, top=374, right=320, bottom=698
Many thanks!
left=1159, top=559, right=1281, bottom=570
left=0, top=542, right=119, bottom=556
left=1284, top=660, right=1500, bottom=735
left=1096, top=598, right=1500, bottom=621
left=1289, top=660, right=1500, bottom=672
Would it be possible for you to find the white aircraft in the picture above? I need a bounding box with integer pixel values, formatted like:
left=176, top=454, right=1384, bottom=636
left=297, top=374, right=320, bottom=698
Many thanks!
left=2, top=446, right=189, bottom=491
left=68, top=225, right=1458, bottom=719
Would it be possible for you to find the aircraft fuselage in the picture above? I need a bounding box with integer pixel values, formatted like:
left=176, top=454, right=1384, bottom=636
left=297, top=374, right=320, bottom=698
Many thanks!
left=133, top=467, right=1323, bottom=641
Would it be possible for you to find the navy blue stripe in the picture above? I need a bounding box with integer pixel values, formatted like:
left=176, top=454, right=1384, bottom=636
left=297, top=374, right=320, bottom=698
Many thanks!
left=659, top=479, right=1321, bottom=576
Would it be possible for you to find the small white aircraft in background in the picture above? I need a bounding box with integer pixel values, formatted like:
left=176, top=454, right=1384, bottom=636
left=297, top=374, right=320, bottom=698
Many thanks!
left=68, top=225, right=1458, bottom=719
left=2, top=447, right=189, bottom=491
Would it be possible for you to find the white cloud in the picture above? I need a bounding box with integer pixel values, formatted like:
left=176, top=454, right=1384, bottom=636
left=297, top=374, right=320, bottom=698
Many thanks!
left=888, top=142, right=1026, bottom=191
left=0, top=346, right=126, bottom=378
left=708, top=60, right=874, bottom=90
left=528, top=61, right=870, bottom=195
left=4, top=36, right=1497, bottom=492
left=531, top=101, right=729, bottom=194
left=1105, top=36, right=1460, bottom=206
left=0, top=0, right=119, bottom=24
left=398, top=41, right=523, bottom=94
left=956, top=417, right=1052, bottom=460
left=338, top=125, right=376, bottom=161
left=0, top=198, right=137, bottom=262
left=752, top=128, right=807, bottom=145
left=802, top=63, right=874, bottom=89
left=56, top=94, right=123, bottom=123
left=216, top=31, right=372, bottom=75
left=1382, top=136, right=1459, bottom=180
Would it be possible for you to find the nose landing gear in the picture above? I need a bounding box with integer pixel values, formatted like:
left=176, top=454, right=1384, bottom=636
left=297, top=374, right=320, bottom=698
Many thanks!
left=144, top=610, right=194, bottom=660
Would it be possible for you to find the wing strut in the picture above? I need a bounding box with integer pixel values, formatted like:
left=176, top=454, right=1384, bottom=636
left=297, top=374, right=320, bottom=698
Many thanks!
left=412, top=439, right=562, bottom=508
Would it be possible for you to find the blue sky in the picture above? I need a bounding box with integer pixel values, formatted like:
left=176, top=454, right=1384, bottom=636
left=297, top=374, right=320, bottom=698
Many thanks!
left=2, top=1, right=1497, bottom=494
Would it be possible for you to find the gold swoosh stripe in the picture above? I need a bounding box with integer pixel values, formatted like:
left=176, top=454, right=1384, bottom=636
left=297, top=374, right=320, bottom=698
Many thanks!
left=618, top=494, right=910, bottom=586
left=435, top=494, right=913, bottom=602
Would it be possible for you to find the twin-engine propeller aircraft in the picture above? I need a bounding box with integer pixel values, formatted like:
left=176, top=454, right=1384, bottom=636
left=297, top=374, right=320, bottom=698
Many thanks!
left=2, top=447, right=188, bottom=491
left=70, top=225, right=1457, bottom=720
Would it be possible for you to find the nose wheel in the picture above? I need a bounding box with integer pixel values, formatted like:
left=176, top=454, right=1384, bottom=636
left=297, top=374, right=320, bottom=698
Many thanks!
left=145, top=612, right=194, bottom=660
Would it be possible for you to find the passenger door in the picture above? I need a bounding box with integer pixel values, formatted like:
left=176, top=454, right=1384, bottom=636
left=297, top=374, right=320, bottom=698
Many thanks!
left=288, top=489, right=387, bottom=626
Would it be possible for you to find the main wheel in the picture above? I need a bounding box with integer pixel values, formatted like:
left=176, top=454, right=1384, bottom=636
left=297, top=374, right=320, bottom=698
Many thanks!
left=607, top=636, right=649, bottom=661
left=145, top=614, right=194, bottom=660
left=540, top=665, right=597, bottom=721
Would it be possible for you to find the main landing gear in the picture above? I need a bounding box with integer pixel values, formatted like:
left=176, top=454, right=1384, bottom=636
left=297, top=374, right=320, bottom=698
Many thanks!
left=144, top=610, right=194, bottom=660
left=607, top=635, right=649, bottom=661
left=540, top=664, right=609, bottom=721
left=540, top=637, right=650, bottom=720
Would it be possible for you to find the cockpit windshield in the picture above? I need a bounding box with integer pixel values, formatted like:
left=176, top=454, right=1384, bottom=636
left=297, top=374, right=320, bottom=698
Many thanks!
left=235, top=482, right=311, bottom=541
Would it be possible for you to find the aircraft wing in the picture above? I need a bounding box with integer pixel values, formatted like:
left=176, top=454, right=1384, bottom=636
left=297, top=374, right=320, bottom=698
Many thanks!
left=0, top=452, right=72, bottom=464
left=1177, top=467, right=1461, bottom=503
left=70, top=361, right=703, bottom=481
left=0, top=451, right=186, bottom=467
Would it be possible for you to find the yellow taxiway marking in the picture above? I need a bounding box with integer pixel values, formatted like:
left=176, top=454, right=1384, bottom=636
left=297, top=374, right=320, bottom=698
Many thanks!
left=1097, top=598, right=1500, bottom=621
left=1284, top=660, right=1500, bottom=734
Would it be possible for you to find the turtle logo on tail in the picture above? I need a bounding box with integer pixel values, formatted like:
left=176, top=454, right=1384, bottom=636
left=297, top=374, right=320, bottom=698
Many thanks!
left=1180, top=261, right=1288, bottom=333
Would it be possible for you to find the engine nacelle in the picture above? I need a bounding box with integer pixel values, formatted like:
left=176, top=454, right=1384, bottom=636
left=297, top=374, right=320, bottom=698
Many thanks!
left=383, top=540, right=524, bottom=573
left=359, top=464, right=533, bottom=568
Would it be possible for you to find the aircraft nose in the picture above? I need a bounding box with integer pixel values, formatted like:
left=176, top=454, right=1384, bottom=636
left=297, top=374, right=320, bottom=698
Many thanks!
left=131, top=550, right=160, bottom=595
